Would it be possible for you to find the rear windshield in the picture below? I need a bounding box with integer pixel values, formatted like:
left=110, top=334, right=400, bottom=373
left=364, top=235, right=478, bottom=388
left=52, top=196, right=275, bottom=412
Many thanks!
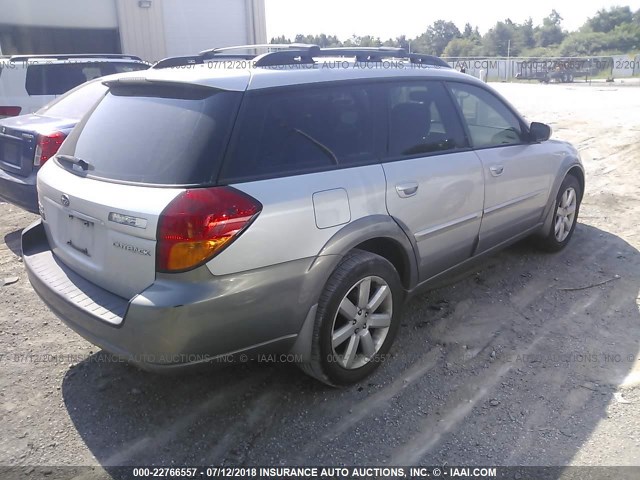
left=25, top=62, right=149, bottom=96
left=36, top=80, right=108, bottom=120
left=57, top=84, right=242, bottom=185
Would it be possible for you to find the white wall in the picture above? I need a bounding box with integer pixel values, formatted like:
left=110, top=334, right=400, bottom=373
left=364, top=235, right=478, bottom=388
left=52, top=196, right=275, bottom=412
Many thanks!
left=0, top=0, right=268, bottom=61
left=115, top=0, right=168, bottom=61
left=0, top=0, right=118, bottom=29
left=162, top=0, right=253, bottom=57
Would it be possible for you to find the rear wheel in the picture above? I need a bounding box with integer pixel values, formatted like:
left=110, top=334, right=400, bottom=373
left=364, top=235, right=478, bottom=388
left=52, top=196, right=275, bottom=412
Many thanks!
left=537, top=175, right=581, bottom=252
left=300, top=249, right=403, bottom=386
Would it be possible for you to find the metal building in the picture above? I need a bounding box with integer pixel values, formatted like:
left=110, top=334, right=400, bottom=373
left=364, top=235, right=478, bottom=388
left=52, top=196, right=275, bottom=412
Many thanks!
left=0, top=0, right=267, bottom=62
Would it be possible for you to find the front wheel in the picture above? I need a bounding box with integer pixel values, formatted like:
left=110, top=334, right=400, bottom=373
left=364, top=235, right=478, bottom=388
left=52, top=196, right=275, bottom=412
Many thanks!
left=537, top=175, right=581, bottom=252
left=299, top=249, right=403, bottom=386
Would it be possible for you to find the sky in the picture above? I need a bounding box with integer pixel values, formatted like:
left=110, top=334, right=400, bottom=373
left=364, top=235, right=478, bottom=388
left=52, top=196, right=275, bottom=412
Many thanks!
left=265, top=0, right=640, bottom=41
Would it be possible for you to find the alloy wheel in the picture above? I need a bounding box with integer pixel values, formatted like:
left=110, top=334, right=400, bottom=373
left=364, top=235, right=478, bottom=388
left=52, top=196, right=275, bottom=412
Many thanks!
left=330, top=276, right=392, bottom=369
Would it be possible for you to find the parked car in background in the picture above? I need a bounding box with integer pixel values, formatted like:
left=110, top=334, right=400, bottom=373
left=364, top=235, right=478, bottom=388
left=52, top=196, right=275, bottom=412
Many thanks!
left=0, top=76, right=115, bottom=212
left=0, top=54, right=149, bottom=119
left=22, top=45, right=584, bottom=386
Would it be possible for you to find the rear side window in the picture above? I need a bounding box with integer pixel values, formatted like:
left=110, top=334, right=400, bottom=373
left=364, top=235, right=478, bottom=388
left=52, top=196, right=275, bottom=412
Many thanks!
left=25, top=62, right=148, bottom=96
left=448, top=82, right=524, bottom=148
left=58, top=84, right=242, bottom=185
left=36, top=81, right=108, bottom=120
left=221, top=83, right=376, bottom=182
left=385, top=81, right=466, bottom=157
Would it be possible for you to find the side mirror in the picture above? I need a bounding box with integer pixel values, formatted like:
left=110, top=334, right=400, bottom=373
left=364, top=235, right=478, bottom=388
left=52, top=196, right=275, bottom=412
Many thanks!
left=529, top=122, right=552, bottom=142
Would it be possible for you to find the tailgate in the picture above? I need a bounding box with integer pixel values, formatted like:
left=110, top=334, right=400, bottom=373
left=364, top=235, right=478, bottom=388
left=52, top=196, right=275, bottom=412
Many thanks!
left=37, top=162, right=181, bottom=299
left=0, top=125, right=36, bottom=176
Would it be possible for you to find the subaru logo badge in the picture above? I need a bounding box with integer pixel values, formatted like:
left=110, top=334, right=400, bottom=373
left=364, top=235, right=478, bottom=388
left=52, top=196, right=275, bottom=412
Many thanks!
left=61, top=194, right=70, bottom=207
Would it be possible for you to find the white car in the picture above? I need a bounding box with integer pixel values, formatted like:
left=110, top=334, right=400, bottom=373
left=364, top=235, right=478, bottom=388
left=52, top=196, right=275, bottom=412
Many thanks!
left=0, top=54, right=149, bottom=119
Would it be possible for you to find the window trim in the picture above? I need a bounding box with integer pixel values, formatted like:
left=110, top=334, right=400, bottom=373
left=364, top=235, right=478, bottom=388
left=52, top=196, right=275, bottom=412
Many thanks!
left=217, top=80, right=385, bottom=185
left=378, top=79, right=473, bottom=165
left=444, top=80, right=532, bottom=151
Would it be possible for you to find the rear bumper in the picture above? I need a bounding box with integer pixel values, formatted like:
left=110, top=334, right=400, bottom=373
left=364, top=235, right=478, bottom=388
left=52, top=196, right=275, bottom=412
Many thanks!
left=22, top=220, right=330, bottom=371
left=0, top=167, right=38, bottom=213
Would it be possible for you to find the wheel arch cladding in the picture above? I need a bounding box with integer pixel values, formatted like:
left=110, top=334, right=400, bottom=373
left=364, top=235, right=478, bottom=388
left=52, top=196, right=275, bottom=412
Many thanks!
left=315, top=215, right=419, bottom=291
left=566, top=165, right=585, bottom=201
left=352, top=237, right=412, bottom=290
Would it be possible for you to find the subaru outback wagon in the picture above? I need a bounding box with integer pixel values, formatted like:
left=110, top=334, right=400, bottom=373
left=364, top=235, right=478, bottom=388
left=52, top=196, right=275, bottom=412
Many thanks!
left=22, top=45, right=584, bottom=386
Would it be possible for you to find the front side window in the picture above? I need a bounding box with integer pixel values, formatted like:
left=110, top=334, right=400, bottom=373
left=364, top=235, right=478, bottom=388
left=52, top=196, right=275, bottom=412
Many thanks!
left=221, top=83, right=376, bottom=182
left=385, top=81, right=466, bottom=158
left=448, top=82, right=524, bottom=148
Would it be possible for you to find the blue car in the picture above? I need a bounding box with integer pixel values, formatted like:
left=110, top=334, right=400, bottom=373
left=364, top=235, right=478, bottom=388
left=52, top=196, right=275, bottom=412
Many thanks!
left=0, top=78, right=110, bottom=213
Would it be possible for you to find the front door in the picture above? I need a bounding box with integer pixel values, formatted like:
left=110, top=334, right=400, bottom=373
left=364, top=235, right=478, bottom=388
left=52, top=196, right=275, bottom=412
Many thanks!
left=447, top=82, right=554, bottom=252
left=381, top=80, right=485, bottom=281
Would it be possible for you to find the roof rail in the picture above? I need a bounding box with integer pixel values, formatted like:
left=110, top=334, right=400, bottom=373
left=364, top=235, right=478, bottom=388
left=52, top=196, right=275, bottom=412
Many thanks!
left=9, top=53, right=144, bottom=62
left=153, top=44, right=318, bottom=69
left=199, top=43, right=317, bottom=55
left=407, top=54, right=451, bottom=68
left=153, top=53, right=256, bottom=69
left=319, top=47, right=406, bottom=62
left=152, top=44, right=451, bottom=69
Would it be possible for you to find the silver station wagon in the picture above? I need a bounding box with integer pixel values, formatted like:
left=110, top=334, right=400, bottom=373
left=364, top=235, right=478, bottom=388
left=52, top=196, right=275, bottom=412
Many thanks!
left=22, top=45, right=584, bottom=385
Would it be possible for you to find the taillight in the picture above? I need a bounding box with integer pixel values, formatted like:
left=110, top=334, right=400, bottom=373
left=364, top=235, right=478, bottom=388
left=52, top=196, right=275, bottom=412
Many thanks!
left=157, top=187, right=262, bottom=273
left=34, top=131, right=66, bottom=166
left=0, top=106, right=22, bottom=117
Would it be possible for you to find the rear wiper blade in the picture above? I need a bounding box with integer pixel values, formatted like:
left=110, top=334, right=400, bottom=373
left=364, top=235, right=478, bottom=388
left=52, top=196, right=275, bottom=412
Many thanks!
left=56, top=154, right=93, bottom=172
left=293, top=129, right=339, bottom=166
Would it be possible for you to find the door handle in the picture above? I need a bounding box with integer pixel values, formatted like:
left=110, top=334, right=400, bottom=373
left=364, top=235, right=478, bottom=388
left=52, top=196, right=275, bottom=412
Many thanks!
left=490, top=165, right=504, bottom=177
left=396, top=182, right=419, bottom=198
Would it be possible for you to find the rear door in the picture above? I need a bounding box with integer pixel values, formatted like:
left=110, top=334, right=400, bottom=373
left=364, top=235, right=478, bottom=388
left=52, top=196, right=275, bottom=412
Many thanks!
left=38, top=81, right=244, bottom=299
left=381, top=80, right=485, bottom=281
left=212, top=81, right=388, bottom=275
left=447, top=82, right=554, bottom=252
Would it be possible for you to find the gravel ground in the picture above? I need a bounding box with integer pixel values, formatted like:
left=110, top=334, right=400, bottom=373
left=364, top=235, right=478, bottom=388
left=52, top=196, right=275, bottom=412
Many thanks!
left=1, top=82, right=639, bottom=478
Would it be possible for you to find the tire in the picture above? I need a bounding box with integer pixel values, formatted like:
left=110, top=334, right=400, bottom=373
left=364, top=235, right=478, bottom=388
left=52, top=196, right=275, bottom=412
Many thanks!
left=299, top=249, right=403, bottom=386
left=537, top=175, right=581, bottom=252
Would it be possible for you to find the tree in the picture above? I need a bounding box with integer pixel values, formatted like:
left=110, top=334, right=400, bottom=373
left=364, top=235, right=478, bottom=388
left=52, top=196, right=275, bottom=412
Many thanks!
left=517, top=18, right=536, bottom=49
left=418, top=20, right=461, bottom=56
left=588, top=6, right=634, bottom=33
left=462, top=23, right=474, bottom=39
left=558, top=31, right=609, bottom=56
left=608, top=22, right=640, bottom=51
left=270, top=35, right=291, bottom=44
left=358, top=36, right=383, bottom=47
left=443, top=38, right=482, bottom=57
left=483, top=20, right=519, bottom=56
left=268, top=7, right=640, bottom=59
left=535, top=10, right=566, bottom=47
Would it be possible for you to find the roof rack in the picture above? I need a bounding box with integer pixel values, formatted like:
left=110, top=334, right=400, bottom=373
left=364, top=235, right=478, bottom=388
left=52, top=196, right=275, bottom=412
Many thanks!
left=9, top=53, right=144, bottom=62
left=199, top=43, right=317, bottom=56
left=319, top=47, right=406, bottom=62
left=153, top=44, right=320, bottom=69
left=152, top=44, right=451, bottom=69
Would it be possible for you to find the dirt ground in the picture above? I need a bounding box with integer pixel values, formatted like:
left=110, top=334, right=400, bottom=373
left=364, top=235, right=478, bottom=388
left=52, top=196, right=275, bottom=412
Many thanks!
left=1, top=82, right=640, bottom=477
